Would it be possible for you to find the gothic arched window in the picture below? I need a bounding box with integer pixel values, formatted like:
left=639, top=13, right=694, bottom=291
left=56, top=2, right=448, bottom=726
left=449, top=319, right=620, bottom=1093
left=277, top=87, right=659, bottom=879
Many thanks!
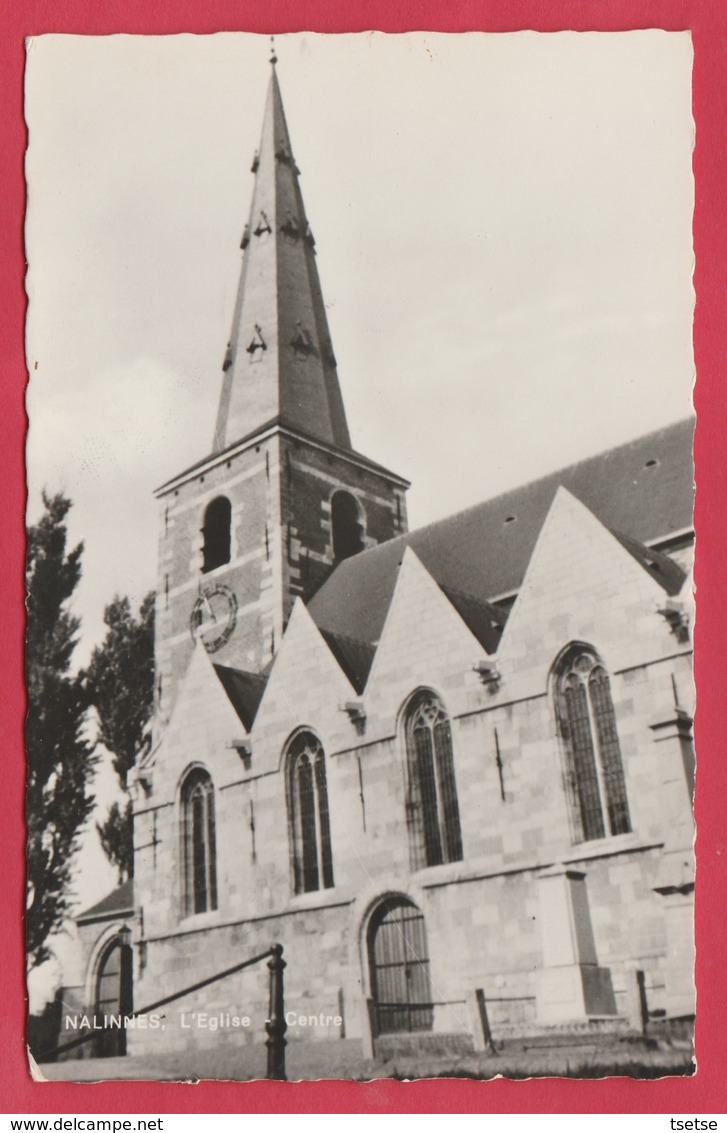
left=554, top=645, right=631, bottom=842
left=181, top=768, right=218, bottom=916
left=404, top=692, right=463, bottom=869
left=286, top=732, right=334, bottom=895
left=202, top=496, right=232, bottom=573
left=331, top=491, right=364, bottom=562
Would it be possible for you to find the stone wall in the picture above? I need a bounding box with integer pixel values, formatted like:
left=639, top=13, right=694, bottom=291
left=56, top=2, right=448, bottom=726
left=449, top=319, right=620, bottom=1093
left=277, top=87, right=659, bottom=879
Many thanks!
left=133, top=487, right=694, bottom=1052
left=154, top=429, right=407, bottom=723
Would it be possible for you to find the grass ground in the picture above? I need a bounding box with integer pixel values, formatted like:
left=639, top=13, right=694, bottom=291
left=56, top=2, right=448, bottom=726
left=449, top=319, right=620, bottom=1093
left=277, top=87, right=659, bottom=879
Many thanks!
left=36, top=1038, right=694, bottom=1083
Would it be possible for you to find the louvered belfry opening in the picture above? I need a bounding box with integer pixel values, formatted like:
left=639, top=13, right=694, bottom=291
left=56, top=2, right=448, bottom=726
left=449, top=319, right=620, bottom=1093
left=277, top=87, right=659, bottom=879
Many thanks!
left=369, top=897, right=433, bottom=1035
left=404, top=692, right=463, bottom=870
left=287, top=731, right=334, bottom=894
left=556, top=646, right=631, bottom=842
left=201, top=496, right=232, bottom=573
left=331, top=490, right=364, bottom=562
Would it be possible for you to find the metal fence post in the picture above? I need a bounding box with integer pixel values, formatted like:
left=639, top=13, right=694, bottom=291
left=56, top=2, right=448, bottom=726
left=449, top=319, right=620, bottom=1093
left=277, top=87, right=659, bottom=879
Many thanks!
left=265, top=943, right=287, bottom=1080
left=475, top=988, right=496, bottom=1053
left=636, top=969, right=649, bottom=1035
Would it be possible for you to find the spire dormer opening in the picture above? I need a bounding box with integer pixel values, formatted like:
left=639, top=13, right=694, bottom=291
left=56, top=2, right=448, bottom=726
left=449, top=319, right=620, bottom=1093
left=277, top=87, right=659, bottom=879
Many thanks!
left=291, top=322, right=318, bottom=360
left=246, top=325, right=267, bottom=361
left=254, top=211, right=272, bottom=237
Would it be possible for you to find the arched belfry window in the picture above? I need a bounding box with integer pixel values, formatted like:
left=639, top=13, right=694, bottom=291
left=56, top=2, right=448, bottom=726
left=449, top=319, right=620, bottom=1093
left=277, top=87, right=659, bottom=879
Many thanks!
left=554, top=645, right=631, bottom=842
left=202, top=497, right=232, bottom=573
left=404, top=692, right=463, bottom=869
left=331, top=491, right=364, bottom=562
left=286, top=732, right=334, bottom=895
left=181, top=768, right=218, bottom=916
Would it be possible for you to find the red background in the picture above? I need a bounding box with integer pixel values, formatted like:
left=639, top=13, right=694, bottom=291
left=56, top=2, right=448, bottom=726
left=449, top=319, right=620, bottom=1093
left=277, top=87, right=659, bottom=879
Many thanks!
left=2, top=0, right=724, bottom=1115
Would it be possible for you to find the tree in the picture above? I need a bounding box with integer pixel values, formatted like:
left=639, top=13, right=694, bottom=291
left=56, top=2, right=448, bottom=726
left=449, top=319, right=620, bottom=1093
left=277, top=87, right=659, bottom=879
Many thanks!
left=26, top=492, right=96, bottom=970
left=97, top=799, right=134, bottom=883
left=86, top=592, right=155, bottom=882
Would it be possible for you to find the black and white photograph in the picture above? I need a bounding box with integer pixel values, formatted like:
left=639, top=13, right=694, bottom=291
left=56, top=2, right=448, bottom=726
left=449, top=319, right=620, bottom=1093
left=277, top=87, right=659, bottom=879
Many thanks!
left=24, top=31, right=695, bottom=1081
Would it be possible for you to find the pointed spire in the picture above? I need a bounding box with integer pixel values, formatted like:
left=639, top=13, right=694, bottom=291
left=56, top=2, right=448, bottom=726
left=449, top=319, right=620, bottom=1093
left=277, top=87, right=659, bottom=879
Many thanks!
left=213, top=64, right=351, bottom=455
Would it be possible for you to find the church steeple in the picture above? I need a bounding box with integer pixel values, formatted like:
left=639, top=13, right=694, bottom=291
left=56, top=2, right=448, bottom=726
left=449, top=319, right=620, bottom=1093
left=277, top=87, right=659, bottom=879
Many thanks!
left=154, top=57, right=408, bottom=705
left=213, top=62, right=352, bottom=455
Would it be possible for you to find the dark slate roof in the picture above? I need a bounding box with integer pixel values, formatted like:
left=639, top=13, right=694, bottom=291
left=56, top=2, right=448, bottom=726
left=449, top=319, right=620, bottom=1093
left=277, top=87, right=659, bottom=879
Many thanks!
left=77, top=879, right=134, bottom=925
left=439, top=585, right=509, bottom=654
left=320, top=630, right=377, bottom=694
left=611, top=530, right=686, bottom=597
left=214, top=664, right=268, bottom=730
left=308, top=419, right=694, bottom=644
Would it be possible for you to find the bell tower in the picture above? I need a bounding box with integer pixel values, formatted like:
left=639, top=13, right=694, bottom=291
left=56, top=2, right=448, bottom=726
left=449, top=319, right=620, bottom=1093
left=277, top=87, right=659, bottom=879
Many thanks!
left=153, top=57, right=409, bottom=720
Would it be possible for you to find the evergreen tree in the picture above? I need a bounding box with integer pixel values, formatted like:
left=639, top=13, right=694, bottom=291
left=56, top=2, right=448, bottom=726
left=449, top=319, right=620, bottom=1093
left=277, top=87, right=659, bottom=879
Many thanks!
left=26, top=492, right=96, bottom=969
left=86, top=592, right=155, bottom=882
left=96, top=799, right=135, bottom=883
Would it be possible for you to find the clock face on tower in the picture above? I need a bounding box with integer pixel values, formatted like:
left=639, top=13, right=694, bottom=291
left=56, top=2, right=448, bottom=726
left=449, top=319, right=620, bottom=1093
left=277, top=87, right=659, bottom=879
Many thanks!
left=190, top=583, right=238, bottom=653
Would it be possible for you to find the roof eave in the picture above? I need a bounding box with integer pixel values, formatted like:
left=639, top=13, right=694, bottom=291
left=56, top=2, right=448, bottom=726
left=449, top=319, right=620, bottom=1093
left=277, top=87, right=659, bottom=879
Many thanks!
left=155, top=419, right=410, bottom=496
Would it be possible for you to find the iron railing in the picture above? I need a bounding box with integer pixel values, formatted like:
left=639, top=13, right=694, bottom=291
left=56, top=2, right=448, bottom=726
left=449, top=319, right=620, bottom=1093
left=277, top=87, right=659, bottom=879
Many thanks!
left=37, top=942, right=287, bottom=1080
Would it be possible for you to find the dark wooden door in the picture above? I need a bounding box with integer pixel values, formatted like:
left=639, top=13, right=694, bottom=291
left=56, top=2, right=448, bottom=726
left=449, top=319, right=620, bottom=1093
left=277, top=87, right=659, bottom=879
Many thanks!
left=369, top=899, right=433, bottom=1034
left=94, top=939, right=133, bottom=1057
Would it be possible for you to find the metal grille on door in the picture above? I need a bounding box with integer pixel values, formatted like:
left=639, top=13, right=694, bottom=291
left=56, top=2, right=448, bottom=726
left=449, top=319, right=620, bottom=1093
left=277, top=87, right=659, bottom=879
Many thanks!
left=369, top=898, right=433, bottom=1035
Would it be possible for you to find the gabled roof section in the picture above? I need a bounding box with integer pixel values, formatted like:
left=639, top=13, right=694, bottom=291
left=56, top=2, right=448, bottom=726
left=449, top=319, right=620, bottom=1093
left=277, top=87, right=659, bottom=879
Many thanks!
left=308, top=419, right=694, bottom=643
left=439, top=585, right=508, bottom=654
left=77, top=879, right=134, bottom=925
left=319, top=630, right=376, bottom=695
left=213, top=663, right=268, bottom=730
left=212, top=63, right=351, bottom=455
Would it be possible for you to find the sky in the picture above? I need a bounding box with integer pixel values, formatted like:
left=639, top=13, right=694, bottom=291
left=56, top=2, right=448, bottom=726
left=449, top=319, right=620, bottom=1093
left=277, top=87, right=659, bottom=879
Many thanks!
left=23, top=29, right=694, bottom=1005
left=25, top=31, right=694, bottom=663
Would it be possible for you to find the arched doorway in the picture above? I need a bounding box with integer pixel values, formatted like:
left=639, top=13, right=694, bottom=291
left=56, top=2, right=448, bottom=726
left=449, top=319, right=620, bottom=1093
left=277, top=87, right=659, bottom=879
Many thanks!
left=368, top=897, right=433, bottom=1035
left=93, top=934, right=133, bottom=1057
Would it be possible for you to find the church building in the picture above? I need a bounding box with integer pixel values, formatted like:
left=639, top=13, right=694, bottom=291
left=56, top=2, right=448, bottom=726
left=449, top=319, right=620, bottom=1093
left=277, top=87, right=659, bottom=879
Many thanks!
left=69, top=57, right=695, bottom=1064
